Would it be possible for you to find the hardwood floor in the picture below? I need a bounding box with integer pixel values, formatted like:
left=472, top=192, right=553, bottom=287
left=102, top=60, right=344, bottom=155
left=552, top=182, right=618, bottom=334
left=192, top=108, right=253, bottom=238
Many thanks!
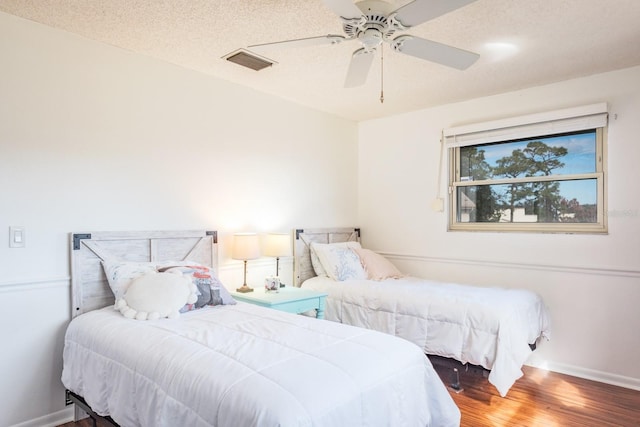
left=58, top=365, right=640, bottom=427
left=434, top=365, right=640, bottom=427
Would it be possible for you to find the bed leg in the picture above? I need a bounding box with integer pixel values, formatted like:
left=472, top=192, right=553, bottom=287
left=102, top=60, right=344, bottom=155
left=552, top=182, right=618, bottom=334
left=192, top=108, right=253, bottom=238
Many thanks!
left=448, top=368, right=464, bottom=393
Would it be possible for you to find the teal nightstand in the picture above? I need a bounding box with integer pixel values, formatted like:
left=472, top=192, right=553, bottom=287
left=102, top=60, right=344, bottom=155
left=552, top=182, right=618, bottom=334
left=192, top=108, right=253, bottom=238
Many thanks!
left=230, top=286, right=328, bottom=319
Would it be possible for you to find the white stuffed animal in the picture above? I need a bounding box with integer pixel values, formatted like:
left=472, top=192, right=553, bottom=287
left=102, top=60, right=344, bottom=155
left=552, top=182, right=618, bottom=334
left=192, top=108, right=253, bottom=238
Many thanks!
left=115, top=271, right=197, bottom=320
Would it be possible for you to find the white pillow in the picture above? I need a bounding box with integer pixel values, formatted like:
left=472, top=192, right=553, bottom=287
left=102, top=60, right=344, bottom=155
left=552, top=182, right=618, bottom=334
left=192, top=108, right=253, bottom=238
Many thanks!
left=310, top=241, right=362, bottom=277
left=311, top=242, right=366, bottom=281
left=115, top=271, right=197, bottom=320
left=102, top=260, right=206, bottom=300
left=353, top=248, right=405, bottom=280
left=102, top=260, right=157, bottom=300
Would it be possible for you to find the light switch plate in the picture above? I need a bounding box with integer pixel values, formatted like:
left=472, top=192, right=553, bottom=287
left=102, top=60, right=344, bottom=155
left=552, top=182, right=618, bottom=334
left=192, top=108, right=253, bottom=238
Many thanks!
left=9, top=226, right=25, bottom=248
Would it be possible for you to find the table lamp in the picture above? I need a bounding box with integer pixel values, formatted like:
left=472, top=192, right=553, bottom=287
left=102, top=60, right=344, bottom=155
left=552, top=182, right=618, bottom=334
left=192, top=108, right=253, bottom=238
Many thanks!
left=232, top=233, right=261, bottom=293
left=264, top=232, right=292, bottom=287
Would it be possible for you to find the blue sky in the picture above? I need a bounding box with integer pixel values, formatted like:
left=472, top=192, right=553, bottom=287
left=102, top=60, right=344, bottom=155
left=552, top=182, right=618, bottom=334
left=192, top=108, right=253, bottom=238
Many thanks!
left=467, top=131, right=597, bottom=204
left=480, top=131, right=596, bottom=175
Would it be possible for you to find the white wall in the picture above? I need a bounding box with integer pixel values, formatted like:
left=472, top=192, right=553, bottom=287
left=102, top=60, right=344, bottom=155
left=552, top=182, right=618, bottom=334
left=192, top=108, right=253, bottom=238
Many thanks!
left=358, top=66, right=640, bottom=389
left=3, top=9, right=639, bottom=426
left=0, top=12, right=358, bottom=427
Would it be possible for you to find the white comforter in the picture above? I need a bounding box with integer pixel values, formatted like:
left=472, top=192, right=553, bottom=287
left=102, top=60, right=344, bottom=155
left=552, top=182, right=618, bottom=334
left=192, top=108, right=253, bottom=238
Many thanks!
left=62, top=303, right=460, bottom=427
left=302, top=276, right=551, bottom=397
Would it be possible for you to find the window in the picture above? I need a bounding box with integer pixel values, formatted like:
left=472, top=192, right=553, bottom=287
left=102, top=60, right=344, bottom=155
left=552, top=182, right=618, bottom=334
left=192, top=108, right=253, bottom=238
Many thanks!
left=446, top=104, right=607, bottom=233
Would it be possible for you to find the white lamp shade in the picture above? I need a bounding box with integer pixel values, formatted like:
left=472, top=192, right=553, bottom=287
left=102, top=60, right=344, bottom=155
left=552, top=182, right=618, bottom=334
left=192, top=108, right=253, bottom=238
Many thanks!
left=232, top=233, right=261, bottom=260
left=263, top=233, right=292, bottom=258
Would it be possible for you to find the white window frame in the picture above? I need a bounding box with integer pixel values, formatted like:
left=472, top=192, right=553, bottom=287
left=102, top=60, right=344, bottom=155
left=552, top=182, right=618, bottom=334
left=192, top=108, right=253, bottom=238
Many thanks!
left=445, top=103, right=608, bottom=234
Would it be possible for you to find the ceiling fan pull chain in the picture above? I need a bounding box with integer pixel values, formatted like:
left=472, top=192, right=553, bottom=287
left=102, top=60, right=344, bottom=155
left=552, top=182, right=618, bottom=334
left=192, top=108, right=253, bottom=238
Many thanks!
left=380, top=45, right=384, bottom=104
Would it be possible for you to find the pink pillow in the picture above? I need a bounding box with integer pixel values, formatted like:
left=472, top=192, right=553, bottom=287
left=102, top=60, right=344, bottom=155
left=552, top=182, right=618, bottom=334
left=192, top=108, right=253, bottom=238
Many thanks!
left=354, top=248, right=404, bottom=281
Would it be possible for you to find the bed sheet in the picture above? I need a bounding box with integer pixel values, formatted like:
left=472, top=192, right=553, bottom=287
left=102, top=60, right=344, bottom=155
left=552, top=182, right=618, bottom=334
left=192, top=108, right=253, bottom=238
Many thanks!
left=301, top=276, right=551, bottom=396
left=62, top=303, right=460, bottom=426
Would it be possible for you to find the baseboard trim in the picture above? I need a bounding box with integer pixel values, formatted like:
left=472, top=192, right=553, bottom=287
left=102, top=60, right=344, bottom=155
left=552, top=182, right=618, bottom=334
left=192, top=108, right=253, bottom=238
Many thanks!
left=526, top=360, right=640, bottom=392
left=10, top=406, right=74, bottom=427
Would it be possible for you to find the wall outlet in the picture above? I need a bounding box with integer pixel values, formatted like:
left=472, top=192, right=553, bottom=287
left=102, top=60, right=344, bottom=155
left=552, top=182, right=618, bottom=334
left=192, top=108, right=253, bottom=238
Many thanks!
left=431, top=198, right=444, bottom=212
left=9, top=226, right=25, bottom=248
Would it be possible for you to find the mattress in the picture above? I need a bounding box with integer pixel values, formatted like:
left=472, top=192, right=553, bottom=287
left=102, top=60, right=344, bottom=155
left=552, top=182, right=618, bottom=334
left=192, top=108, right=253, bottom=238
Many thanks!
left=62, top=302, right=460, bottom=426
left=301, top=275, right=551, bottom=396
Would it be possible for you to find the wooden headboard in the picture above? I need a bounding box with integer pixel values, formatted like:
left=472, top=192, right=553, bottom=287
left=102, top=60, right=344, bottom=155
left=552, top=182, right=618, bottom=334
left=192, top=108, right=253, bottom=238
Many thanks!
left=293, top=227, right=360, bottom=287
left=69, top=230, right=217, bottom=318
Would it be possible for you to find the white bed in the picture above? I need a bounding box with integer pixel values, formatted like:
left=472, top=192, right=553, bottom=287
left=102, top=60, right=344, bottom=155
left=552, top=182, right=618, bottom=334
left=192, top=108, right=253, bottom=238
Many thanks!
left=294, top=227, right=551, bottom=397
left=62, top=230, right=460, bottom=427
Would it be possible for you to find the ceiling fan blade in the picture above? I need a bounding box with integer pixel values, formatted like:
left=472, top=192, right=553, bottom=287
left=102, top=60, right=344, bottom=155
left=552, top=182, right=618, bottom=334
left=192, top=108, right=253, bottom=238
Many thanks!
left=249, top=35, right=347, bottom=52
left=392, top=0, right=478, bottom=28
left=391, top=35, right=479, bottom=70
left=344, top=48, right=375, bottom=88
left=323, top=0, right=364, bottom=20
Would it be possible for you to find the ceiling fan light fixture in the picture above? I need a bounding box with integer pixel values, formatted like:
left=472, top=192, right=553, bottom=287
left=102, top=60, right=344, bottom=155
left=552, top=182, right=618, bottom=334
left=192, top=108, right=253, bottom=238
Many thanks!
left=359, top=28, right=383, bottom=50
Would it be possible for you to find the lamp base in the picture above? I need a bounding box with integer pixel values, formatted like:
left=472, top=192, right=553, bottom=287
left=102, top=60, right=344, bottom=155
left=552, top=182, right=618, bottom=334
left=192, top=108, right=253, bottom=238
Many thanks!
left=236, top=284, right=254, bottom=293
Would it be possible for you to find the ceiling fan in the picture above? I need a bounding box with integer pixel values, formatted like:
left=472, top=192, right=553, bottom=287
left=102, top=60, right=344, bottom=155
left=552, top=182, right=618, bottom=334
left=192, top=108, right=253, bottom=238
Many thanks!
left=248, top=0, right=480, bottom=92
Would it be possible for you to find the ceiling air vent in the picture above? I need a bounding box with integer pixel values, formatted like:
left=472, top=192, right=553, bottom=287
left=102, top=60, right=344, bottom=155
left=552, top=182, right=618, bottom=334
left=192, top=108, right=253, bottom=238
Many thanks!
left=223, top=49, right=276, bottom=71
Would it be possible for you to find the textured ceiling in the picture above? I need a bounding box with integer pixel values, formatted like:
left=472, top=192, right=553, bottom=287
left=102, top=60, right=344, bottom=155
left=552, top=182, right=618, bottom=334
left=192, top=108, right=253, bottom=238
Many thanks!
left=1, top=0, right=639, bottom=121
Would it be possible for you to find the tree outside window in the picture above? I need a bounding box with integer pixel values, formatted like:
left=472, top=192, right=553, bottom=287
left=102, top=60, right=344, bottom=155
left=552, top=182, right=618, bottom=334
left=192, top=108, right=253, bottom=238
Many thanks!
left=450, top=128, right=605, bottom=233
